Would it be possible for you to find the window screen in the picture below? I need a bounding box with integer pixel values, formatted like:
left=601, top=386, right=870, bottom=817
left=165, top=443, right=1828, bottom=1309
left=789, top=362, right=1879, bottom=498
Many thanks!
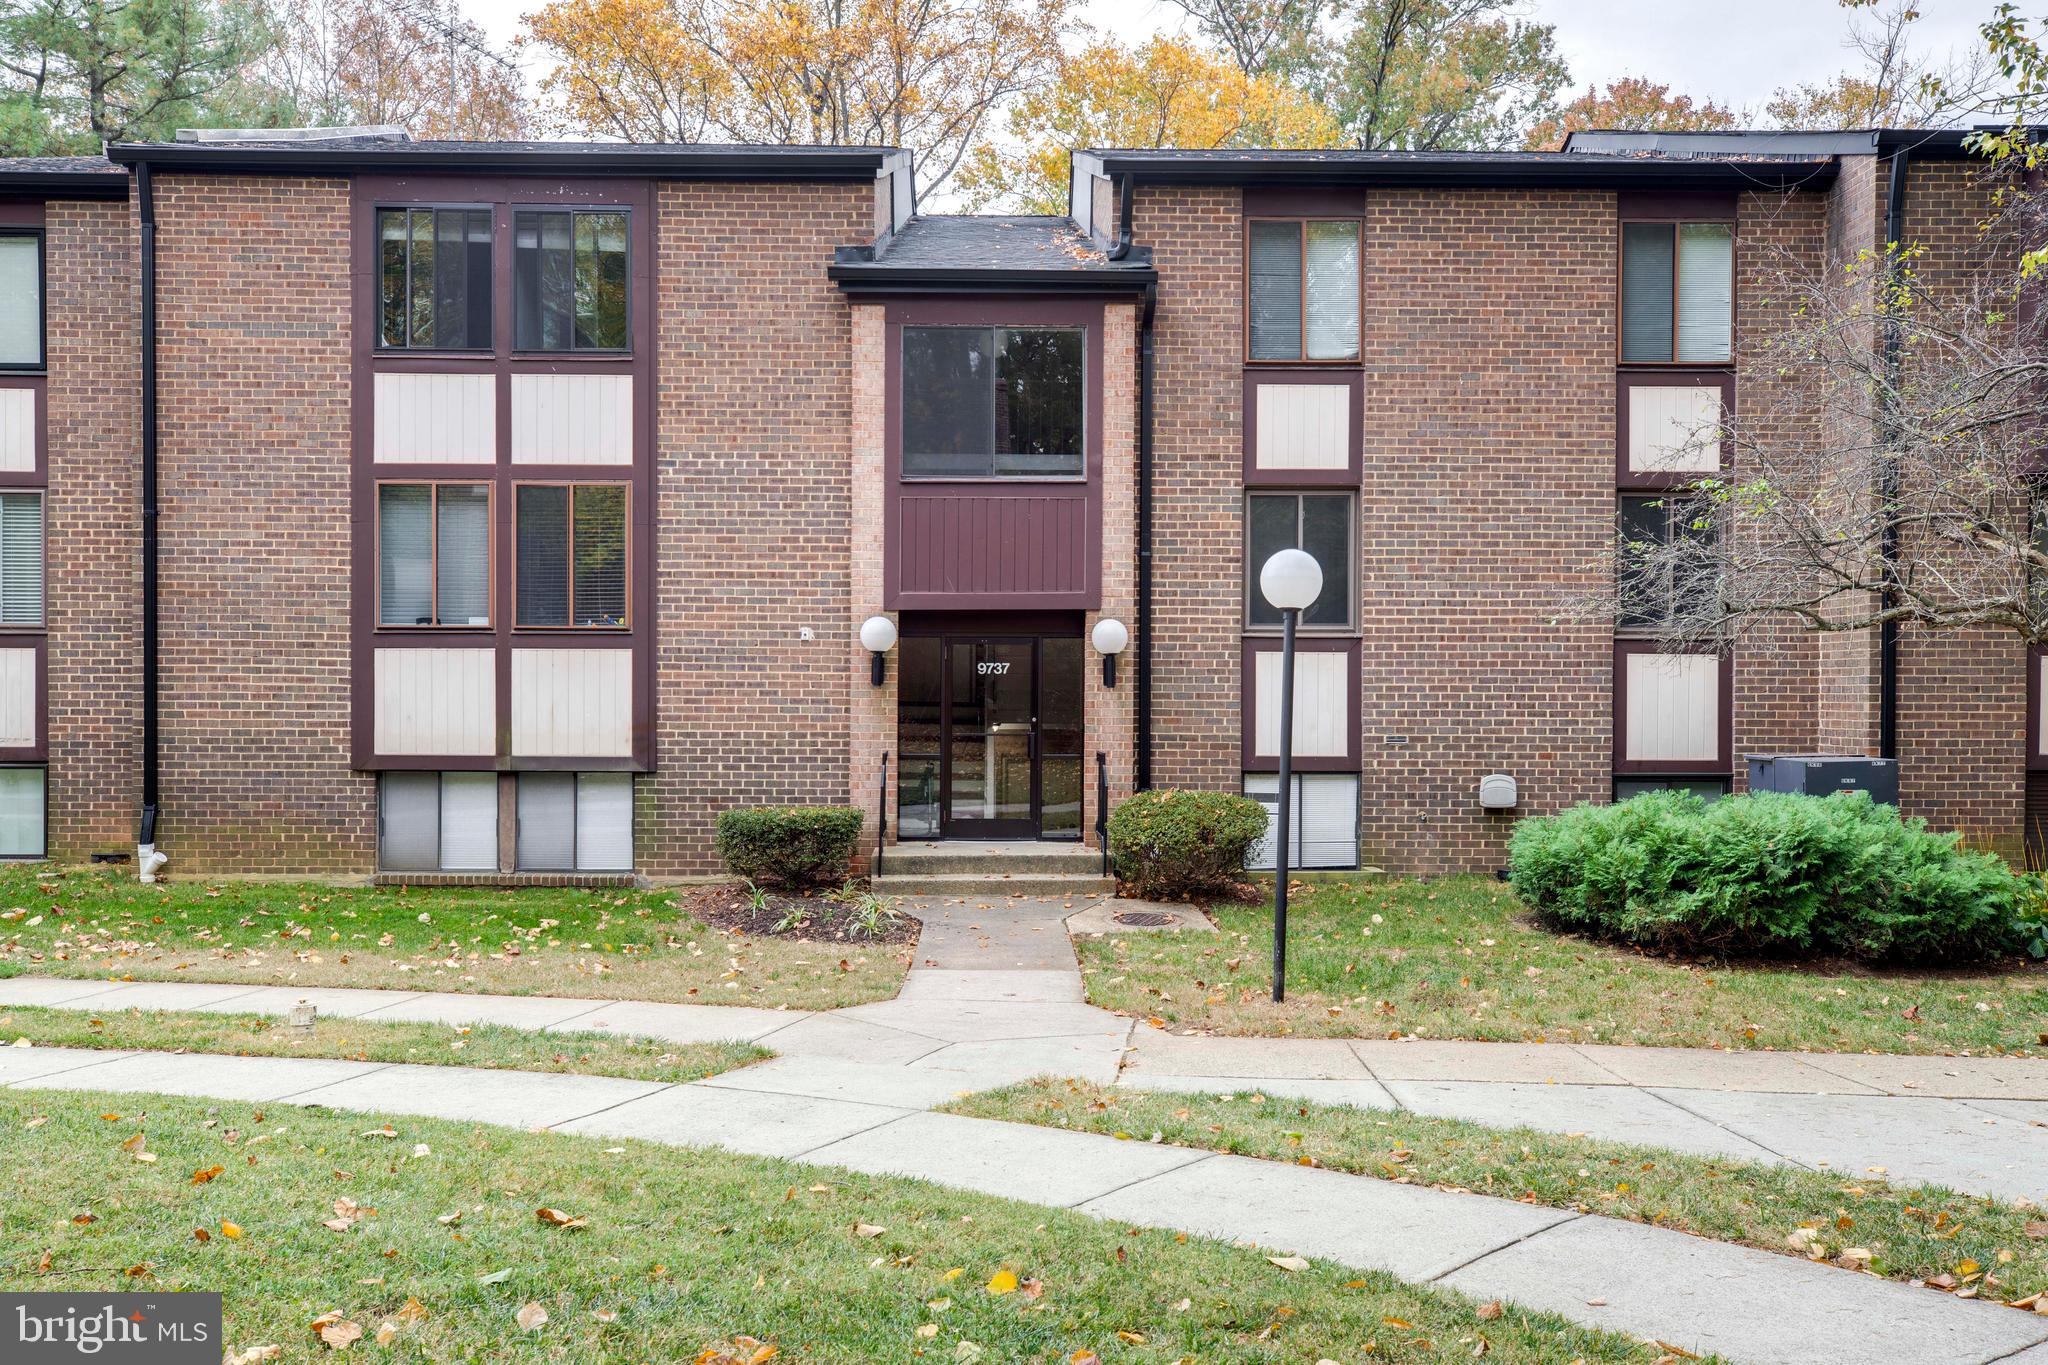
left=1249, top=220, right=1359, bottom=362
left=516, top=772, right=576, bottom=869
left=438, top=772, right=499, bottom=870
left=1248, top=221, right=1303, bottom=360
left=1246, top=491, right=1353, bottom=629
left=379, top=484, right=488, bottom=627
left=0, top=492, right=42, bottom=627
left=901, top=327, right=1083, bottom=478
left=378, top=771, right=440, bottom=871
left=1244, top=773, right=1358, bottom=870
left=514, top=210, right=628, bottom=351
left=0, top=233, right=40, bottom=367
left=1617, top=494, right=1712, bottom=631
left=1622, top=221, right=1732, bottom=364
left=376, top=208, right=492, bottom=350
left=517, top=484, right=627, bottom=628
left=0, top=766, right=45, bottom=858
left=1303, top=222, right=1361, bottom=361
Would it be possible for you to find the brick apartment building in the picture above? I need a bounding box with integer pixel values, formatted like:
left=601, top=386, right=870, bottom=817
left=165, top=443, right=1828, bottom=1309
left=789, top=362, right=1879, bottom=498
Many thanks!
left=0, top=126, right=2029, bottom=880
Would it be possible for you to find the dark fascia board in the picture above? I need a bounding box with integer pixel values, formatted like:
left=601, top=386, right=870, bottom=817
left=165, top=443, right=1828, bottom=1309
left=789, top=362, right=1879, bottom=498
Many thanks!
left=1087, top=151, right=1838, bottom=191
left=106, top=141, right=895, bottom=181
left=0, top=171, right=131, bottom=201
left=829, top=263, right=1157, bottom=296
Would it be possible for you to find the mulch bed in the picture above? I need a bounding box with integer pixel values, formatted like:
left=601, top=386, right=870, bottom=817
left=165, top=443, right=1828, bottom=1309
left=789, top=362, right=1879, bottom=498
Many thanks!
left=682, top=882, right=921, bottom=946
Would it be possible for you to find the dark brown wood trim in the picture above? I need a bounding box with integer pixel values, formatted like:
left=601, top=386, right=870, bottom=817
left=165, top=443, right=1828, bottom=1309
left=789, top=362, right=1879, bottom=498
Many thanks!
left=1612, top=638, right=1734, bottom=776
left=1241, top=369, right=1363, bottom=487
left=882, top=298, right=1105, bottom=611
left=1239, top=636, right=1362, bottom=772
left=898, top=610, right=1085, bottom=637
left=1614, top=368, right=1734, bottom=490
left=1242, top=187, right=1368, bottom=218
left=2028, top=647, right=2048, bottom=771
left=1617, top=191, right=1739, bottom=221
left=351, top=175, right=655, bottom=773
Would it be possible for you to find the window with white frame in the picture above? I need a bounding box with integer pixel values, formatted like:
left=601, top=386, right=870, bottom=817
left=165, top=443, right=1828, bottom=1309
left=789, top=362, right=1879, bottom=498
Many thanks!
left=1243, top=772, right=1359, bottom=870
left=0, top=765, right=44, bottom=858
left=515, top=771, right=633, bottom=871
left=378, top=771, right=499, bottom=871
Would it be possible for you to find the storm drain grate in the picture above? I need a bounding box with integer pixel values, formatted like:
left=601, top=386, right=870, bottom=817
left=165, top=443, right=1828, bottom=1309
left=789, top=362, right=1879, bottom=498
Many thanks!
left=1113, top=911, right=1178, bottom=927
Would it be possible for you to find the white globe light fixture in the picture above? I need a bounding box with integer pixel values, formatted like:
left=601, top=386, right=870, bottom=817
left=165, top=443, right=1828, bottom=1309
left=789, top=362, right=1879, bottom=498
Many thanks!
left=1257, top=547, right=1322, bottom=1005
left=1090, top=617, right=1130, bottom=686
left=859, top=615, right=897, bottom=686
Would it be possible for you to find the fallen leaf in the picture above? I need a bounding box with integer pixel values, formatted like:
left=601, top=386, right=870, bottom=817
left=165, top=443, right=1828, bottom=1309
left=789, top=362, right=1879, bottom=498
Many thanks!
left=395, top=1297, right=429, bottom=1323
left=536, top=1207, right=587, bottom=1230
left=854, top=1222, right=887, bottom=1239
left=515, top=1302, right=548, bottom=1332
left=374, top=1323, right=398, bottom=1347
left=226, top=1348, right=282, bottom=1365
left=1115, top=1330, right=1146, bottom=1343
left=477, top=1268, right=512, bottom=1285
left=1476, top=1300, right=1504, bottom=1320
left=986, top=1270, right=1019, bottom=1295
left=220, top=1221, right=244, bottom=1240
left=315, top=1318, right=362, bottom=1351
left=1268, top=1255, right=1311, bottom=1272
left=915, top=1324, right=939, bottom=1339
left=191, top=1166, right=225, bottom=1185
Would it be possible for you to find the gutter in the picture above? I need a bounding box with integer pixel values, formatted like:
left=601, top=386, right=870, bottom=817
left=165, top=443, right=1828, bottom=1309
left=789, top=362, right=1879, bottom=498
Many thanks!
left=827, top=264, right=1155, bottom=296
left=106, top=142, right=893, bottom=181
left=0, top=172, right=129, bottom=201
left=1087, top=153, right=1838, bottom=193
left=135, top=157, right=164, bottom=880
left=1878, top=148, right=1909, bottom=762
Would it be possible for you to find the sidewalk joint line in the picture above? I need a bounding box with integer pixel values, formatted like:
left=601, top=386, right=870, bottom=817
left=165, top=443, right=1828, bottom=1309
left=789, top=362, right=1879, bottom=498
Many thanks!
left=538, top=1001, right=618, bottom=1032
left=1975, top=1326, right=2048, bottom=1363
left=263, top=1061, right=402, bottom=1105
left=1637, top=1086, right=1816, bottom=1170
left=1064, top=1150, right=1221, bottom=1210
left=2, top=1048, right=146, bottom=1087
left=1560, top=1045, right=1635, bottom=1085
left=1420, top=1210, right=1585, bottom=1283
left=786, top=1108, right=923, bottom=1161
left=543, top=1081, right=684, bottom=1132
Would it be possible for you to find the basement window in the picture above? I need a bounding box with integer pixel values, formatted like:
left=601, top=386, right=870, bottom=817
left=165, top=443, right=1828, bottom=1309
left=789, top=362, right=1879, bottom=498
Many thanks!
left=1243, top=773, right=1359, bottom=870
left=378, top=771, right=498, bottom=872
left=515, top=772, right=633, bottom=871
left=0, top=765, right=45, bottom=858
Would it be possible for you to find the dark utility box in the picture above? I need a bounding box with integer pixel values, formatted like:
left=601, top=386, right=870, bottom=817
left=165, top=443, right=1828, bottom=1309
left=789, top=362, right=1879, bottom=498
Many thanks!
left=1745, top=755, right=1898, bottom=805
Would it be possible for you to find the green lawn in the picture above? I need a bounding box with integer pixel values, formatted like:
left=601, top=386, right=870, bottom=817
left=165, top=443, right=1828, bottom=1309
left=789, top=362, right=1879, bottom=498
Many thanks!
left=0, top=866, right=909, bottom=1010
left=1077, top=877, right=2046, bottom=1054
left=0, top=1004, right=767, bottom=1084
left=951, top=1079, right=2048, bottom=1305
left=0, top=1091, right=1665, bottom=1364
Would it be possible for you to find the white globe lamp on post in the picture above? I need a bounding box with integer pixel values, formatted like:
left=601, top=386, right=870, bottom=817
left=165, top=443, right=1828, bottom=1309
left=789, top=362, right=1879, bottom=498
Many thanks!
left=859, top=615, right=897, bottom=686
left=1258, top=548, right=1322, bottom=1004
left=1090, top=617, right=1130, bottom=687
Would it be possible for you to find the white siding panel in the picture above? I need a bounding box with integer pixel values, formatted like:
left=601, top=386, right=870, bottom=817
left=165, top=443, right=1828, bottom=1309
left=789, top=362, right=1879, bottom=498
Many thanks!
left=0, top=389, right=33, bottom=473
left=374, top=373, right=496, bottom=464
left=1254, top=384, right=1349, bottom=471
left=374, top=648, right=495, bottom=755
left=1253, top=649, right=1348, bottom=759
left=510, top=374, right=632, bottom=465
left=0, top=647, right=34, bottom=747
left=2038, top=656, right=2048, bottom=759
left=1624, top=652, right=1720, bottom=763
left=1627, top=384, right=1722, bottom=474
left=511, top=648, right=632, bottom=757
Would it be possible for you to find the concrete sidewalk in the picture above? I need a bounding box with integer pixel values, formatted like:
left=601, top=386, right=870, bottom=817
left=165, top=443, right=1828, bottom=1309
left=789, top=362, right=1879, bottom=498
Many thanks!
left=4, top=891, right=2048, bottom=1363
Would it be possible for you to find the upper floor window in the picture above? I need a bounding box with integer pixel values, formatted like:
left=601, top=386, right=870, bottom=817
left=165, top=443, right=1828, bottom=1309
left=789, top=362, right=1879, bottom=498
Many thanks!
left=1621, top=222, right=1733, bottom=364
left=901, top=326, right=1083, bottom=478
left=377, top=208, right=493, bottom=351
left=515, top=482, right=628, bottom=627
left=0, top=491, right=42, bottom=628
left=0, top=231, right=42, bottom=369
left=1246, top=490, right=1354, bottom=630
left=1617, top=494, right=1714, bottom=631
left=514, top=210, right=628, bottom=352
left=1247, top=219, right=1360, bottom=363
left=377, top=482, right=491, bottom=627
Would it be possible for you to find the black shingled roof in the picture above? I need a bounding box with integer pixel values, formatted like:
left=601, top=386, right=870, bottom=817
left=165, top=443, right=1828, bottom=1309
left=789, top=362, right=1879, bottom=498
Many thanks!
left=0, top=154, right=130, bottom=198
left=830, top=214, right=1155, bottom=294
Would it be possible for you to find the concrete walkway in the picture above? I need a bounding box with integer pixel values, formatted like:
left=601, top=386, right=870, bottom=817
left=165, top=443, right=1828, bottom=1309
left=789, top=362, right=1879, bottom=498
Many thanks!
left=4, top=893, right=2048, bottom=1364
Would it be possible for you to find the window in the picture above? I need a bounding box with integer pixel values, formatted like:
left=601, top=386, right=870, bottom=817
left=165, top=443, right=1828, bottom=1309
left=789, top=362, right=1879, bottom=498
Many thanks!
left=378, top=771, right=498, bottom=871
left=0, top=231, right=41, bottom=368
left=1615, top=776, right=1728, bottom=802
left=1244, top=773, right=1358, bottom=870
left=1621, top=221, right=1733, bottom=364
left=1617, top=494, right=1712, bottom=632
left=516, top=771, right=634, bottom=871
left=1246, top=491, right=1353, bottom=630
left=901, top=326, right=1084, bottom=478
left=515, top=483, right=628, bottom=628
left=377, top=483, right=491, bottom=627
left=514, top=210, right=628, bottom=351
left=377, top=208, right=493, bottom=351
left=0, top=492, right=41, bottom=628
left=1247, top=219, right=1360, bottom=362
left=0, top=765, right=44, bottom=858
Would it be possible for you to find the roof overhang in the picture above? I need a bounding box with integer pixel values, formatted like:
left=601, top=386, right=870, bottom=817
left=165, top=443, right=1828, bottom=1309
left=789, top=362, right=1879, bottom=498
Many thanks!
left=0, top=170, right=130, bottom=201
left=1086, top=151, right=1838, bottom=192
left=828, top=263, right=1157, bottom=296
left=107, top=141, right=898, bottom=181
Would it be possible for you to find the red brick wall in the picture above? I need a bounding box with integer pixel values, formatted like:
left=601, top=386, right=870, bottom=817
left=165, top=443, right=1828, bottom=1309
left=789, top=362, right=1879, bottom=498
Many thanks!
left=643, top=181, right=873, bottom=876
left=44, top=198, right=141, bottom=859
left=153, top=175, right=371, bottom=871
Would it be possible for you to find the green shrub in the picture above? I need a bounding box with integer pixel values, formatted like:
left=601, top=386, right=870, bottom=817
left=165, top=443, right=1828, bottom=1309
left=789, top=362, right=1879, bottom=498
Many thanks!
left=1507, top=790, right=2021, bottom=965
left=1107, top=789, right=1269, bottom=899
left=715, top=806, right=864, bottom=889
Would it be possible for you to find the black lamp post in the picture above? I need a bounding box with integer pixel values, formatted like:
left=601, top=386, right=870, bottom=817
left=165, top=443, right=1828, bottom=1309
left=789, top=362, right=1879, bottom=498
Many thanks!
left=1258, top=548, right=1323, bottom=1004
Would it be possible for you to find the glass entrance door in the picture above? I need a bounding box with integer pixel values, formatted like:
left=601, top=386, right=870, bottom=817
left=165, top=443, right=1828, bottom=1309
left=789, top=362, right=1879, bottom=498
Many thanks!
left=895, top=631, right=1085, bottom=841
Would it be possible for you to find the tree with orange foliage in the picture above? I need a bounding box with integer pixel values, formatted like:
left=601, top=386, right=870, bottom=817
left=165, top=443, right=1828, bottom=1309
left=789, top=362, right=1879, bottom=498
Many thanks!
left=258, top=0, right=530, bottom=139
left=520, top=0, right=1068, bottom=199
left=1522, top=77, right=1736, bottom=151
left=956, top=35, right=1341, bottom=213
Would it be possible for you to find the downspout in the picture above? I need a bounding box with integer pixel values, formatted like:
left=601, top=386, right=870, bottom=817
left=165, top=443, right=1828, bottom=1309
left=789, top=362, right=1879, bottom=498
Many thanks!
left=1106, top=173, right=1134, bottom=261
left=1878, top=147, right=1909, bottom=763
left=1136, top=277, right=1156, bottom=790
left=136, top=158, right=165, bottom=882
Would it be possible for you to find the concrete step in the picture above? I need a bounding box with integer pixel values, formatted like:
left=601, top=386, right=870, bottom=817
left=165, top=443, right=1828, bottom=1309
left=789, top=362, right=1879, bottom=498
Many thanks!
left=873, top=872, right=1116, bottom=899
left=883, top=842, right=1104, bottom=877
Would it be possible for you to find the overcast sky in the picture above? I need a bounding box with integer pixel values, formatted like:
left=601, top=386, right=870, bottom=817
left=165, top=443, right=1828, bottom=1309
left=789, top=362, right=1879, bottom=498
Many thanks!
left=465, top=0, right=1994, bottom=126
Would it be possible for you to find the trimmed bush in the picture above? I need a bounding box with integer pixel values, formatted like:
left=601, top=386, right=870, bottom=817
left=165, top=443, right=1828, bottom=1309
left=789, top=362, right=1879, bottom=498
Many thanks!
left=1507, top=790, right=2021, bottom=965
left=1108, top=789, right=1269, bottom=899
left=716, top=805, right=864, bottom=889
